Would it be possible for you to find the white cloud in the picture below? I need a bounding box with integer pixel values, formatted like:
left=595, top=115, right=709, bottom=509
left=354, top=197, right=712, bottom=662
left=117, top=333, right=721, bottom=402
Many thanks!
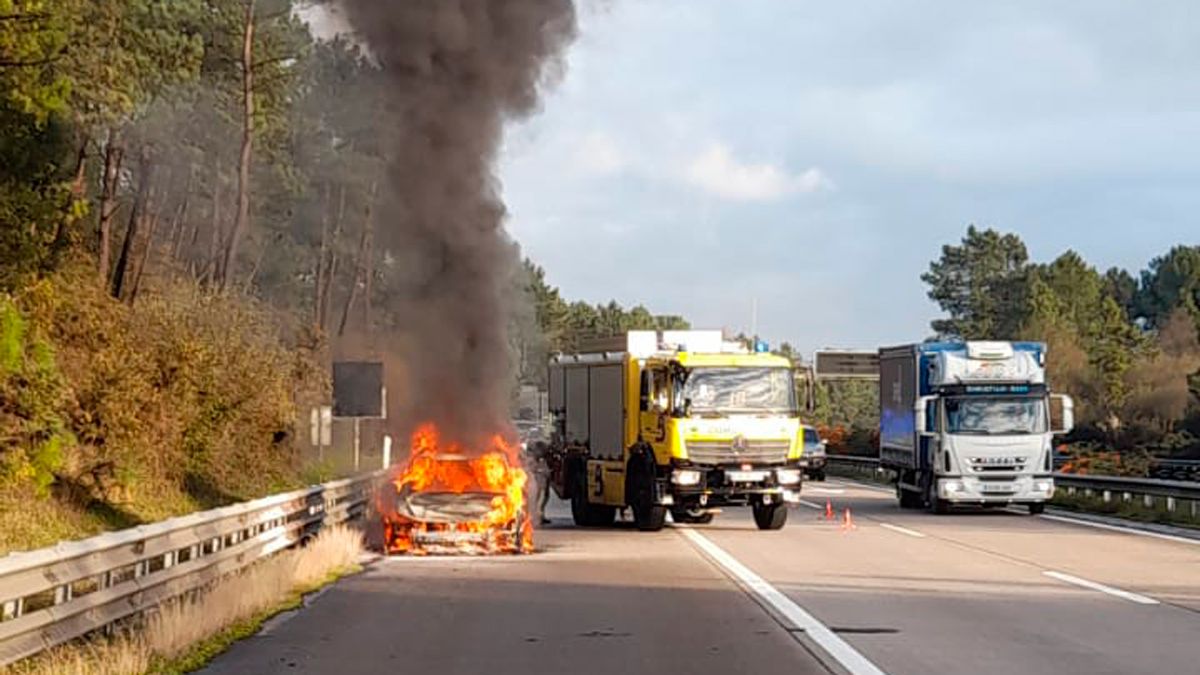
left=573, top=131, right=627, bottom=175
left=685, top=143, right=834, bottom=201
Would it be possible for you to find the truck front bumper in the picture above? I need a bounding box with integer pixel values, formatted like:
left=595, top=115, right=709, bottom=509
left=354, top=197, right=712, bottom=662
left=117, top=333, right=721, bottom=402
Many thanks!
left=937, top=475, right=1055, bottom=504
left=665, top=465, right=804, bottom=507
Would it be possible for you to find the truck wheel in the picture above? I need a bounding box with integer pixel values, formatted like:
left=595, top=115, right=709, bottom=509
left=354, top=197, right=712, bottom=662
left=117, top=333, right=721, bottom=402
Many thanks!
left=812, top=470, right=827, bottom=482
left=1027, top=503, right=1046, bottom=515
left=752, top=503, right=788, bottom=530
left=633, top=496, right=667, bottom=531
left=898, top=485, right=922, bottom=509
left=925, top=482, right=949, bottom=514
left=627, top=452, right=666, bottom=532
left=571, top=470, right=616, bottom=527
left=671, top=508, right=715, bottom=525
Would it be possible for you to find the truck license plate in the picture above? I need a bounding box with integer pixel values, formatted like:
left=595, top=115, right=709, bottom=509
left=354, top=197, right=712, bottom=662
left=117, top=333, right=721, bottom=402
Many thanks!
left=727, top=470, right=767, bottom=483
left=981, top=483, right=1014, bottom=493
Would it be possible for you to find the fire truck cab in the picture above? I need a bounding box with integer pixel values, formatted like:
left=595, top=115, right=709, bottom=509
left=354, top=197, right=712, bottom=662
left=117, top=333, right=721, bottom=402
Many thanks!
left=547, top=331, right=805, bottom=531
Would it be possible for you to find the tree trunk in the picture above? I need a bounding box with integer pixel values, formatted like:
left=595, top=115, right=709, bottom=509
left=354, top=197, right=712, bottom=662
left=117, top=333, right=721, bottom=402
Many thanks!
left=128, top=211, right=161, bottom=304
left=97, top=129, right=124, bottom=285
left=112, top=146, right=154, bottom=302
left=128, top=165, right=173, bottom=303
left=337, top=223, right=370, bottom=338
left=50, top=135, right=90, bottom=258
left=362, top=181, right=378, bottom=331
left=197, top=161, right=224, bottom=285
left=312, top=182, right=331, bottom=328
left=167, top=169, right=194, bottom=268
left=219, top=0, right=256, bottom=292
left=337, top=182, right=377, bottom=338
left=243, top=232, right=280, bottom=294
left=319, top=184, right=347, bottom=331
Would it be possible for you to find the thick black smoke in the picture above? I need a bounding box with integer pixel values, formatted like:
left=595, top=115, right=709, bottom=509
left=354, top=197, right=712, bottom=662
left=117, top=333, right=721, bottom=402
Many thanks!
left=332, top=1, right=577, bottom=443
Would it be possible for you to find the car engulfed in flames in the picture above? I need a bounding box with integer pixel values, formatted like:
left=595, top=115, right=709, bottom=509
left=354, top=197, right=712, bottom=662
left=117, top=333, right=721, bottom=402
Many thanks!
left=381, top=424, right=534, bottom=555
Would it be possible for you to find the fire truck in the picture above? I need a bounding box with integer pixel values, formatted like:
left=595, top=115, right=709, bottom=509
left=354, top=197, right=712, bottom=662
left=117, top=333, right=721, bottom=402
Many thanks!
left=546, top=331, right=805, bottom=531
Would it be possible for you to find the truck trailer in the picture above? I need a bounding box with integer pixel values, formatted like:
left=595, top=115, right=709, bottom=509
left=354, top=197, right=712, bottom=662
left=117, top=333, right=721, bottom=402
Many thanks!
left=547, top=331, right=805, bottom=531
left=880, top=341, right=1073, bottom=513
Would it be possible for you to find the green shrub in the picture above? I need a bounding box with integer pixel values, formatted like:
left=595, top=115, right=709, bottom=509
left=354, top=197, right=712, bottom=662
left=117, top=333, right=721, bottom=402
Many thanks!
left=0, top=265, right=328, bottom=554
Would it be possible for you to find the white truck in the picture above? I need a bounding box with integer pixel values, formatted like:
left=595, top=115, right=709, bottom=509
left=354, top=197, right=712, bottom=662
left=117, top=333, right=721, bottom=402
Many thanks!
left=880, top=341, right=1073, bottom=513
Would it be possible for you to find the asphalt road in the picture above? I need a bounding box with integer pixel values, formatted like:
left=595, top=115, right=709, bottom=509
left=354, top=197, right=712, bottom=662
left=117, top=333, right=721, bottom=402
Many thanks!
left=203, top=480, right=1200, bottom=675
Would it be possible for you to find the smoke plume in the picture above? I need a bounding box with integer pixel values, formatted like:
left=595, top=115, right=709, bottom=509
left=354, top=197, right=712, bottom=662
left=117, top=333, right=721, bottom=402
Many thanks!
left=331, top=1, right=577, bottom=443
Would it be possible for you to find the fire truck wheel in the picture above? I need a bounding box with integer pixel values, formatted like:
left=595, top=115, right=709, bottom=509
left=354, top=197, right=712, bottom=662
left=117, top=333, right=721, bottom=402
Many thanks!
left=628, top=454, right=667, bottom=531
left=571, top=469, right=616, bottom=527
left=752, top=503, right=788, bottom=530
left=1027, top=502, right=1045, bottom=515
left=634, top=501, right=667, bottom=531
left=671, top=508, right=714, bottom=525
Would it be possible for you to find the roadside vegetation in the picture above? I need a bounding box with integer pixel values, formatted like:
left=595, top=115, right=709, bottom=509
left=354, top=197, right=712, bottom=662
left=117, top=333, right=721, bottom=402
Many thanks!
left=0, top=2, right=386, bottom=553
left=5, top=525, right=363, bottom=675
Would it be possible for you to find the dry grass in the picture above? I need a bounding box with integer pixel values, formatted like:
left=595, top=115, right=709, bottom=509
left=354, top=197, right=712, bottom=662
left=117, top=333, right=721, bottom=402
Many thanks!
left=6, top=526, right=363, bottom=675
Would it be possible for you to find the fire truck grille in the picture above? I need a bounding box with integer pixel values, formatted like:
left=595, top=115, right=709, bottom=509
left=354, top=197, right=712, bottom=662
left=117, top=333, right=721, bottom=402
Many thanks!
left=684, top=440, right=792, bottom=465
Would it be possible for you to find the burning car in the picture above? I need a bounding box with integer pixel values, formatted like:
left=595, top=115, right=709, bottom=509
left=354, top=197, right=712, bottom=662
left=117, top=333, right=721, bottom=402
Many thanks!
left=381, top=424, right=533, bottom=555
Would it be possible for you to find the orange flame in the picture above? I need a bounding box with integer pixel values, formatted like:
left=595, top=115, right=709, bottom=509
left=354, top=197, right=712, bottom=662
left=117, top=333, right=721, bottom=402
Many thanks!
left=382, top=423, right=533, bottom=555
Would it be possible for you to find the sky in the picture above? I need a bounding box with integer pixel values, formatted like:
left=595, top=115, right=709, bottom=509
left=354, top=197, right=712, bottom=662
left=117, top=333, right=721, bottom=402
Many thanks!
left=496, top=0, right=1200, bottom=355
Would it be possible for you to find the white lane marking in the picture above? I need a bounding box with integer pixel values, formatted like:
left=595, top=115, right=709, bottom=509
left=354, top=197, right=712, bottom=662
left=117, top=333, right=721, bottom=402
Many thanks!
left=680, top=528, right=889, bottom=675
left=807, top=487, right=846, bottom=495
left=1037, top=513, right=1200, bottom=547
left=797, top=499, right=824, bottom=510
left=827, top=478, right=893, bottom=494
left=1042, top=571, right=1159, bottom=605
left=878, top=523, right=925, bottom=538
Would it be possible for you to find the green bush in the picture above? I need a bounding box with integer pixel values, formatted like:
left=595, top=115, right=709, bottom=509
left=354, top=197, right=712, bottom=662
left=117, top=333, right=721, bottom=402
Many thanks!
left=0, top=265, right=327, bottom=554
left=0, top=294, right=71, bottom=499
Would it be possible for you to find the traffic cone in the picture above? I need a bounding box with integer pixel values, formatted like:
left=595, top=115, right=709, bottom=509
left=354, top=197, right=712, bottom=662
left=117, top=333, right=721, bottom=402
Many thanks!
left=840, top=508, right=857, bottom=531
left=824, top=499, right=835, bottom=521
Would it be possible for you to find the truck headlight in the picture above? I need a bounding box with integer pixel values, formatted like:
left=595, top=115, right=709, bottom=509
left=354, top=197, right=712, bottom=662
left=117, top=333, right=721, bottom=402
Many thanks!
left=775, top=469, right=801, bottom=485
left=1034, top=480, right=1053, bottom=492
left=943, top=480, right=963, bottom=494
left=671, top=469, right=702, bottom=486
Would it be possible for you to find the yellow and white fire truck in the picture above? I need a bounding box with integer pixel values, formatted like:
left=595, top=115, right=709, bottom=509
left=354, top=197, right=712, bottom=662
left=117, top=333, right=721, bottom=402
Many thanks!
left=546, top=331, right=805, bottom=531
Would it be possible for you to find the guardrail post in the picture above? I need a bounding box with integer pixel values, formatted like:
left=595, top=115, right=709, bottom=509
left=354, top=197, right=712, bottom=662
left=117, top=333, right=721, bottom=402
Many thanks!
left=2, top=599, right=20, bottom=622
left=1166, top=497, right=1176, bottom=513
left=1143, top=494, right=1153, bottom=509
left=1103, top=490, right=1111, bottom=503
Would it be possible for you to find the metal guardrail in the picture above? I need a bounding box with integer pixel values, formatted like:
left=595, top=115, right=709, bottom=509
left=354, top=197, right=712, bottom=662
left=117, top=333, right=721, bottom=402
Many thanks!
left=1149, top=459, right=1200, bottom=483
left=0, top=473, right=381, bottom=667
left=825, top=455, right=1200, bottom=517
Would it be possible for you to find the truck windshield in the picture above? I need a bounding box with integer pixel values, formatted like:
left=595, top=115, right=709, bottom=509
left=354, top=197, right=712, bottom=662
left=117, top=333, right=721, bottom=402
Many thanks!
left=677, top=367, right=796, bottom=415
left=945, top=397, right=1046, bottom=435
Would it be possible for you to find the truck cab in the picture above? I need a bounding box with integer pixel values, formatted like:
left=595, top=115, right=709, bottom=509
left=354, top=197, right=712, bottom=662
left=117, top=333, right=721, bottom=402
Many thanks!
left=548, top=331, right=805, bottom=531
left=881, top=341, right=1074, bottom=513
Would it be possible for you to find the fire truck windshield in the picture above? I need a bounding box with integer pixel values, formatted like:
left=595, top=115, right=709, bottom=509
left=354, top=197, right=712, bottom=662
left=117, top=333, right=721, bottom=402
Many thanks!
left=676, top=367, right=796, bottom=415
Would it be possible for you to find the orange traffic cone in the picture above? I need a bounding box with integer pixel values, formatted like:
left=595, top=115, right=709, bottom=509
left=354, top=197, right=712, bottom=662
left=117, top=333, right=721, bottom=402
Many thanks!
left=840, top=507, right=857, bottom=531
left=824, top=499, right=835, bottom=521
